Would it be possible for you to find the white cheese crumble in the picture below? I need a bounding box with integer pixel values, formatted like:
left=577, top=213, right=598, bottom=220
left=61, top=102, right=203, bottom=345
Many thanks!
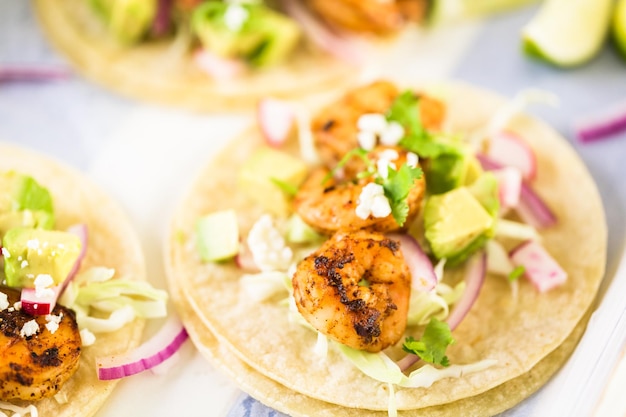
left=0, top=292, right=8, bottom=311
left=20, top=260, right=29, bottom=268
left=356, top=114, right=406, bottom=149
left=247, top=215, right=293, bottom=272
left=376, top=149, right=400, bottom=179
left=407, top=151, right=419, bottom=168
left=34, top=274, right=55, bottom=298
left=45, top=313, right=63, bottom=334
left=20, top=319, right=40, bottom=337
left=356, top=183, right=391, bottom=219
left=380, top=121, right=405, bottom=146
left=1, top=247, right=10, bottom=258
left=14, top=301, right=22, bottom=311
left=80, top=328, right=96, bottom=346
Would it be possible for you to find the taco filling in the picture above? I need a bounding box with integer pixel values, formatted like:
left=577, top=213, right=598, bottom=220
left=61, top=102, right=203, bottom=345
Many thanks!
left=166, top=80, right=606, bottom=415
left=0, top=148, right=171, bottom=417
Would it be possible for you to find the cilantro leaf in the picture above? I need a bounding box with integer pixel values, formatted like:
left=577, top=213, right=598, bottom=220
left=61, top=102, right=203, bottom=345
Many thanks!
left=402, top=318, right=455, bottom=367
left=381, top=163, right=423, bottom=227
left=508, top=265, right=526, bottom=282
left=271, top=178, right=299, bottom=197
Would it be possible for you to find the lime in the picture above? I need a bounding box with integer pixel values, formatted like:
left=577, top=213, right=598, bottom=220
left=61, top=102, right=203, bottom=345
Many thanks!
left=521, top=0, right=613, bottom=67
left=613, top=0, right=626, bottom=59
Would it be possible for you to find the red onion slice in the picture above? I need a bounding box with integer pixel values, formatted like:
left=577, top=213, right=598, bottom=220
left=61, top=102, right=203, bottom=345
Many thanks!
left=97, top=315, right=188, bottom=380
left=20, top=224, right=88, bottom=315
left=492, top=167, right=522, bottom=209
left=281, top=0, right=368, bottom=65
left=445, top=251, right=486, bottom=331
left=574, top=101, right=626, bottom=143
left=476, top=154, right=557, bottom=228
left=152, top=0, right=173, bottom=37
left=389, top=233, right=437, bottom=292
left=509, top=240, right=567, bottom=292
left=0, top=66, right=72, bottom=83
left=193, top=49, right=246, bottom=80
left=257, top=98, right=296, bottom=148
left=486, top=131, right=536, bottom=180
left=398, top=251, right=486, bottom=371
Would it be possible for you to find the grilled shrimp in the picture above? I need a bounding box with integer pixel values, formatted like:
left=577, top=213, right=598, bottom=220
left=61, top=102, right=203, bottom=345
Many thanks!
left=308, top=0, right=427, bottom=34
left=294, top=146, right=425, bottom=234
left=312, top=80, right=446, bottom=169
left=292, top=230, right=410, bottom=352
left=0, top=286, right=81, bottom=401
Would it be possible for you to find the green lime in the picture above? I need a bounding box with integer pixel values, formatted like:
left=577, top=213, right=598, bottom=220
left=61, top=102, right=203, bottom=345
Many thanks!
left=521, top=0, right=613, bottom=67
left=613, top=0, right=626, bottom=59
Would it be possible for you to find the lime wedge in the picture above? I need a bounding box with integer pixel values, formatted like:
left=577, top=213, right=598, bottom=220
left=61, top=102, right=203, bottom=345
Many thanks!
left=522, top=0, right=613, bottom=67
left=613, top=0, right=626, bottom=59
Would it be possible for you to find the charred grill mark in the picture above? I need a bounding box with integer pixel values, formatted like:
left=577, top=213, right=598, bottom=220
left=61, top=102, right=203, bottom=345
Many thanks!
left=354, top=309, right=381, bottom=342
left=314, top=253, right=363, bottom=309
left=381, top=238, right=400, bottom=254
left=31, top=347, right=62, bottom=367
left=322, top=119, right=335, bottom=131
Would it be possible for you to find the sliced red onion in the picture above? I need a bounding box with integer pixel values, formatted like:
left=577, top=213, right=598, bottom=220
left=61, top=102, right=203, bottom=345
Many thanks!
left=509, top=240, right=566, bottom=292
left=97, top=315, right=188, bottom=380
left=485, top=131, right=536, bottom=181
left=20, top=224, right=88, bottom=315
left=476, top=154, right=557, bottom=228
left=492, top=167, right=522, bottom=209
left=0, top=66, right=72, bottom=83
left=389, top=233, right=437, bottom=292
left=281, top=0, right=367, bottom=65
left=575, top=101, right=626, bottom=143
left=152, top=0, right=173, bottom=37
left=398, top=251, right=486, bottom=371
left=193, top=49, right=246, bottom=80
left=445, top=250, right=486, bottom=331
left=257, top=98, right=296, bottom=148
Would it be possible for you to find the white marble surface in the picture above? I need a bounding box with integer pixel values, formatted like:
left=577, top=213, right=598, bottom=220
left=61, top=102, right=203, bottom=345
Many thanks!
left=2, top=1, right=626, bottom=416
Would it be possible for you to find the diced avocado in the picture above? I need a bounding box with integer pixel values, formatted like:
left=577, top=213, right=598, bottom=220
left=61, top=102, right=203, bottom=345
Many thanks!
left=424, top=187, right=494, bottom=265
left=467, top=172, right=500, bottom=229
left=238, top=147, right=308, bottom=217
left=425, top=151, right=468, bottom=194
left=192, top=2, right=300, bottom=67
left=2, top=228, right=82, bottom=288
left=105, top=0, right=157, bottom=44
left=462, top=153, right=484, bottom=186
left=196, top=210, right=239, bottom=262
left=286, top=214, right=323, bottom=244
left=0, top=171, right=55, bottom=237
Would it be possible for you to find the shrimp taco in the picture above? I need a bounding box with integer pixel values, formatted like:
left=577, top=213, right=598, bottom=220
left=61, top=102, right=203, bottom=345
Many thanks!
left=0, top=143, right=168, bottom=416
left=165, top=80, right=606, bottom=415
left=33, top=0, right=427, bottom=111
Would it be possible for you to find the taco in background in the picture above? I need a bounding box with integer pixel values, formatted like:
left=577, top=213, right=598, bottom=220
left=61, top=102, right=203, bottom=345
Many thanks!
left=164, top=80, right=606, bottom=414
left=33, top=0, right=432, bottom=111
left=0, top=143, right=168, bottom=417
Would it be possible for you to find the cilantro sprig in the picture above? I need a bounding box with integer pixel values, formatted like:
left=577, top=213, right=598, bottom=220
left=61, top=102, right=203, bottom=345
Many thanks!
left=402, top=318, right=455, bottom=367
left=381, top=164, right=423, bottom=227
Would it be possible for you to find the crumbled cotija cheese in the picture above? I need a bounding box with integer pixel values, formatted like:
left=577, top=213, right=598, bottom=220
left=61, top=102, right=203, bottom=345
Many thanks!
left=247, top=215, right=293, bottom=272
left=34, top=274, right=55, bottom=298
left=80, top=328, right=96, bottom=346
left=0, top=292, right=8, bottom=311
left=356, top=183, right=391, bottom=220
left=45, top=313, right=63, bottom=334
left=20, top=320, right=40, bottom=337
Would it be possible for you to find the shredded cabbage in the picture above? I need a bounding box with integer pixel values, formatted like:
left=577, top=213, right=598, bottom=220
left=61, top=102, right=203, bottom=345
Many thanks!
left=407, top=281, right=465, bottom=326
left=0, top=402, right=38, bottom=417
left=240, top=271, right=290, bottom=302
left=74, top=280, right=168, bottom=307
left=487, top=89, right=559, bottom=135
left=75, top=305, right=136, bottom=333
left=495, top=218, right=540, bottom=241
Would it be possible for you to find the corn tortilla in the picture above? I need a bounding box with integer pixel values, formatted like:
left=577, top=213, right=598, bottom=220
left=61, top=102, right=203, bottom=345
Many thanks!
left=165, top=81, right=607, bottom=411
left=0, top=142, right=146, bottom=417
left=33, top=0, right=354, bottom=112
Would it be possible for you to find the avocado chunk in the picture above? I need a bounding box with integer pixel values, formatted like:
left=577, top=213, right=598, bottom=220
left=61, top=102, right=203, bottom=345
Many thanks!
left=192, top=2, right=301, bottom=67
left=238, top=147, right=308, bottom=217
left=0, top=171, right=54, bottom=237
left=196, top=210, right=239, bottom=262
left=89, top=0, right=157, bottom=44
left=424, top=187, right=494, bottom=265
left=2, top=228, right=82, bottom=288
